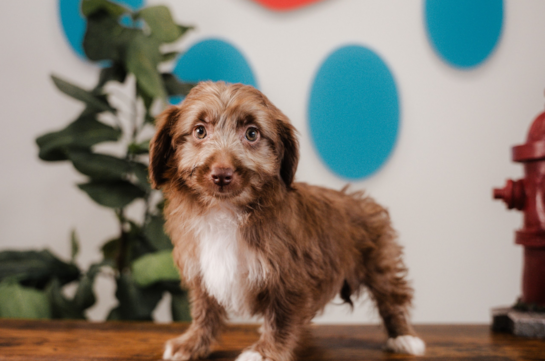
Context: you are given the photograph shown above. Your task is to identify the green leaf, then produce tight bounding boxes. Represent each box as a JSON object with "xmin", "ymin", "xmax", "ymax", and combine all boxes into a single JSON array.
[
  {"xmin": 72, "ymin": 262, "xmax": 102, "ymax": 312},
  {"xmin": 68, "ymin": 150, "xmax": 133, "ymax": 180},
  {"xmin": 101, "ymin": 226, "xmax": 151, "ymax": 267},
  {"xmin": 107, "ymin": 273, "xmax": 163, "ymax": 320},
  {"xmin": 161, "ymin": 51, "xmax": 179, "ymax": 63},
  {"xmin": 137, "ymin": 83, "xmax": 154, "ymax": 110},
  {"xmin": 137, "ymin": 6, "xmax": 185, "ymax": 43},
  {"xmin": 178, "ymin": 25, "xmax": 193, "ymax": 38},
  {"xmin": 162, "ymin": 73, "xmax": 195, "ymax": 97},
  {"xmin": 128, "ymin": 140, "xmax": 150, "ymax": 155},
  {"xmin": 83, "ymin": 10, "xmax": 138, "ymax": 62},
  {"xmin": 51, "ymin": 75, "xmax": 116, "ymax": 114},
  {"xmin": 144, "ymin": 215, "xmax": 172, "ymax": 251},
  {"xmin": 0, "ymin": 250, "xmax": 80, "ymax": 289},
  {"xmin": 126, "ymin": 221, "xmax": 156, "ymax": 263},
  {"xmin": 78, "ymin": 180, "xmax": 146, "ymax": 208},
  {"xmin": 46, "ymin": 262, "xmax": 102, "ymax": 320},
  {"xmin": 80, "ymin": 94, "xmax": 112, "ymax": 117},
  {"xmin": 155, "ymin": 280, "xmax": 184, "ymax": 294},
  {"xmin": 70, "ymin": 230, "xmax": 79, "ymax": 263},
  {"xmin": 81, "ymin": 0, "xmax": 128, "ymax": 18},
  {"xmin": 126, "ymin": 33, "xmax": 165, "ymax": 99},
  {"xmin": 71, "ymin": 278, "xmax": 95, "ymax": 315},
  {"xmin": 46, "ymin": 278, "xmax": 84, "ymax": 319},
  {"xmin": 96, "ymin": 63, "xmax": 127, "ymax": 90},
  {"xmin": 101, "ymin": 223, "xmax": 155, "ymax": 269},
  {"xmin": 132, "ymin": 250, "xmax": 179, "ymax": 287},
  {"xmin": 0, "ymin": 280, "xmax": 51, "ymax": 319},
  {"xmin": 36, "ymin": 115, "xmax": 121, "ymax": 161},
  {"xmin": 157, "ymin": 199, "xmax": 166, "ymax": 212},
  {"xmin": 132, "ymin": 162, "xmax": 151, "ymax": 191},
  {"xmin": 137, "ymin": 84, "xmax": 156, "ymax": 124},
  {"xmin": 171, "ymin": 292, "xmax": 191, "ymax": 321},
  {"xmin": 101, "ymin": 239, "xmax": 119, "ymax": 262}
]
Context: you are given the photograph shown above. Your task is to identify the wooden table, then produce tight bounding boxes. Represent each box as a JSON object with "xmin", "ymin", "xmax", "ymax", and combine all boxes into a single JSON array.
[{"xmin": 1, "ymin": 320, "xmax": 544, "ymax": 360}]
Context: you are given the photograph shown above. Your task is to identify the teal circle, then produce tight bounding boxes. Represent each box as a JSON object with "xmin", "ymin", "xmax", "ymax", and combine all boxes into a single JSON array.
[
  {"xmin": 425, "ymin": 0, "xmax": 503, "ymax": 68},
  {"xmin": 59, "ymin": 0, "xmax": 144, "ymax": 59},
  {"xmin": 308, "ymin": 45, "xmax": 399, "ymax": 180},
  {"xmin": 170, "ymin": 38, "xmax": 257, "ymax": 104}
]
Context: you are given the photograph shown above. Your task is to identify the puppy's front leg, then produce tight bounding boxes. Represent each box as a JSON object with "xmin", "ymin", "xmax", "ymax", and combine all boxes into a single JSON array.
[
  {"xmin": 237, "ymin": 296, "xmax": 307, "ymax": 361},
  {"xmin": 163, "ymin": 283, "xmax": 227, "ymax": 360}
]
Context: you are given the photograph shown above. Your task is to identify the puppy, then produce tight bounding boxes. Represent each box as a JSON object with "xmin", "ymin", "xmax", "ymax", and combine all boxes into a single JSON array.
[{"xmin": 149, "ymin": 81, "xmax": 425, "ymax": 361}]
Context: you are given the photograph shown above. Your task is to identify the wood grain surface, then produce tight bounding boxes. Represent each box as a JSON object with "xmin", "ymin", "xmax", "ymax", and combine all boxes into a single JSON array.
[{"xmin": 0, "ymin": 320, "xmax": 544, "ymax": 360}]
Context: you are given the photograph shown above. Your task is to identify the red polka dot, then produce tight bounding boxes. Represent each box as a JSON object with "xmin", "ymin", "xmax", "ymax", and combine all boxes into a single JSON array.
[{"xmin": 251, "ymin": 0, "xmax": 322, "ymax": 11}]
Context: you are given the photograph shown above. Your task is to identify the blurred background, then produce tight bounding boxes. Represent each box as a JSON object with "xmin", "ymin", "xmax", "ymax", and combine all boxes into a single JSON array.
[{"xmin": 1, "ymin": 0, "xmax": 545, "ymax": 324}]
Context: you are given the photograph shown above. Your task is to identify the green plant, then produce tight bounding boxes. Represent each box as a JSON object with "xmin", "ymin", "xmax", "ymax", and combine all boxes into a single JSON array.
[{"xmin": 0, "ymin": 0, "xmax": 194, "ymax": 321}]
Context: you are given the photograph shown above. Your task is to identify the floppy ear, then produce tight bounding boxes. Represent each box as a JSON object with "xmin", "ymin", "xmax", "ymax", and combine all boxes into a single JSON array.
[
  {"xmin": 278, "ymin": 120, "xmax": 299, "ymax": 189},
  {"xmin": 254, "ymin": 88, "xmax": 299, "ymax": 188},
  {"xmin": 149, "ymin": 106, "xmax": 179, "ymax": 189}
]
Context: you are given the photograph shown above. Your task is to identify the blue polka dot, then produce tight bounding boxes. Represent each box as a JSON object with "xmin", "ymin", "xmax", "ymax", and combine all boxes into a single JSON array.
[
  {"xmin": 308, "ymin": 45, "xmax": 399, "ymax": 180},
  {"xmin": 425, "ymin": 0, "xmax": 503, "ymax": 69},
  {"xmin": 59, "ymin": 0, "xmax": 144, "ymax": 59},
  {"xmin": 170, "ymin": 39, "xmax": 258, "ymax": 104}
]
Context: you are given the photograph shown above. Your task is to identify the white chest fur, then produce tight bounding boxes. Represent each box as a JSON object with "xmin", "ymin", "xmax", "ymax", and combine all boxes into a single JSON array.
[{"xmin": 195, "ymin": 207, "xmax": 266, "ymax": 315}]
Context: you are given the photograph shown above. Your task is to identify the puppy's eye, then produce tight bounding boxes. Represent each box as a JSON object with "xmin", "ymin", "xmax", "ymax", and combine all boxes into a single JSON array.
[
  {"xmin": 245, "ymin": 127, "xmax": 259, "ymax": 142},
  {"xmin": 194, "ymin": 126, "xmax": 207, "ymax": 139}
]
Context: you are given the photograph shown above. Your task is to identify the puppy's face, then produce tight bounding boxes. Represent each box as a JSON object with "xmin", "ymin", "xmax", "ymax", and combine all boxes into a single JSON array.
[{"xmin": 149, "ymin": 82, "xmax": 299, "ymax": 206}]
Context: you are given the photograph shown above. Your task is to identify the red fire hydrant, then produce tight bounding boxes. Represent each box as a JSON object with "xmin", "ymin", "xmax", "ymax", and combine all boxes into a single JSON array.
[{"xmin": 494, "ymin": 110, "xmax": 545, "ymax": 307}]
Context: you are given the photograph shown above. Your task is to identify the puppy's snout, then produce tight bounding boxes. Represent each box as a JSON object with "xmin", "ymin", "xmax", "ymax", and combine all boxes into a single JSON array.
[{"xmin": 211, "ymin": 167, "xmax": 233, "ymax": 187}]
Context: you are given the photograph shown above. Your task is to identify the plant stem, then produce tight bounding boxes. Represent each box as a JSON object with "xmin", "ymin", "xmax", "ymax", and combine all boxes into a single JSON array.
[
  {"xmin": 132, "ymin": 85, "xmax": 139, "ymax": 141},
  {"xmin": 143, "ymin": 195, "xmax": 151, "ymax": 225},
  {"xmin": 115, "ymin": 209, "xmax": 129, "ymax": 272}
]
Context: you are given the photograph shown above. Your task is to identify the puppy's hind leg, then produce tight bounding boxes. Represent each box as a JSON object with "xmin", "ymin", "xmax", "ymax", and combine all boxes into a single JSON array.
[
  {"xmin": 361, "ymin": 233, "xmax": 425, "ymax": 356},
  {"xmin": 163, "ymin": 284, "xmax": 226, "ymax": 360}
]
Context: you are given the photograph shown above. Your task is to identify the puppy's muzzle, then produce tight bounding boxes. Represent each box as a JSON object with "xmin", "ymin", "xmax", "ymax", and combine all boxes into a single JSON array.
[{"xmin": 211, "ymin": 167, "xmax": 233, "ymax": 187}]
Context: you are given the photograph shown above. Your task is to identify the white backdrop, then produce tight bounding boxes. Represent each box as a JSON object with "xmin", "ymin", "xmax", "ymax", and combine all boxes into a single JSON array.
[{"xmin": 2, "ymin": 0, "xmax": 545, "ymax": 324}]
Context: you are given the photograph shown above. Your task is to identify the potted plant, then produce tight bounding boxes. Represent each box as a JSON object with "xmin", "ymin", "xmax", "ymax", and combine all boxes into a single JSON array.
[{"xmin": 0, "ymin": 0, "xmax": 194, "ymax": 321}]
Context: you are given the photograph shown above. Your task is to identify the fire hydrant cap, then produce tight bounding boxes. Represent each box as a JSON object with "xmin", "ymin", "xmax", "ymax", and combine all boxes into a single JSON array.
[{"xmin": 512, "ymin": 111, "xmax": 545, "ymax": 162}]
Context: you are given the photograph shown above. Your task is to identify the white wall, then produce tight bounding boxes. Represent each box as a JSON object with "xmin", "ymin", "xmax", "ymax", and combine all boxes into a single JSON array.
[{"xmin": 2, "ymin": 0, "xmax": 545, "ymax": 324}]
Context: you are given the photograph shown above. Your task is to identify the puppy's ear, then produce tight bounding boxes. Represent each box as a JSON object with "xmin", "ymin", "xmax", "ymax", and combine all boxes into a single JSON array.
[
  {"xmin": 149, "ymin": 106, "xmax": 179, "ymax": 189},
  {"xmin": 278, "ymin": 120, "xmax": 299, "ymax": 189}
]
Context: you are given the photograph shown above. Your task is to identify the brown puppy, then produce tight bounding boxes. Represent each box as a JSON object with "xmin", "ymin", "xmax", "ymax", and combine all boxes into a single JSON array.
[{"xmin": 150, "ymin": 81, "xmax": 424, "ymax": 361}]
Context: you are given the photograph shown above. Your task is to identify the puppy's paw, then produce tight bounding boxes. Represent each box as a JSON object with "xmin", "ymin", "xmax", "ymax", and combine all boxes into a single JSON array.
[
  {"xmin": 163, "ymin": 333, "xmax": 211, "ymax": 360},
  {"xmin": 385, "ymin": 335, "xmax": 425, "ymax": 356},
  {"xmin": 236, "ymin": 350, "xmax": 263, "ymax": 361},
  {"xmin": 163, "ymin": 339, "xmax": 188, "ymax": 361}
]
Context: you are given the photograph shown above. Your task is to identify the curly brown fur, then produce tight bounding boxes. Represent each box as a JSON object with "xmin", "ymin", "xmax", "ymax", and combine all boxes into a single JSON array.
[{"xmin": 150, "ymin": 81, "xmax": 424, "ymax": 361}]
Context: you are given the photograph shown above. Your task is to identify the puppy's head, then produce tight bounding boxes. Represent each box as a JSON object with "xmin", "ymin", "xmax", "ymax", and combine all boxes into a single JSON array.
[{"xmin": 149, "ymin": 81, "xmax": 299, "ymax": 205}]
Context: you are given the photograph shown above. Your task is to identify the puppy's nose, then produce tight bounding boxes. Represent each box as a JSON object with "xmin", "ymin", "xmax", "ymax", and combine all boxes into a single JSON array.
[{"xmin": 211, "ymin": 167, "xmax": 233, "ymax": 186}]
